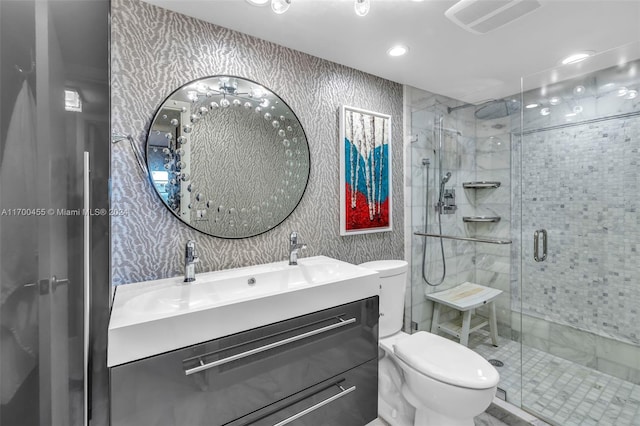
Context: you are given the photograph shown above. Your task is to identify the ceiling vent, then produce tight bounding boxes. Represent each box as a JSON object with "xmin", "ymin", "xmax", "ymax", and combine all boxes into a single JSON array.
[{"xmin": 445, "ymin": 0, "xmax": 541, "ymax": 35}]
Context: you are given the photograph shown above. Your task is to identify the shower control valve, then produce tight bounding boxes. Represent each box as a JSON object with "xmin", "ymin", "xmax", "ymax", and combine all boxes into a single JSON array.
[{"xmin": 436, "ymin": 189, "xmax": 457, "ymax": 214}]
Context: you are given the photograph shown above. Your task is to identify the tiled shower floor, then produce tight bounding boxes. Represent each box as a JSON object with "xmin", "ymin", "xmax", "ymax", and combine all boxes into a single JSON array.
[{"xmin": 465, "ymin": 331, "xmax": 640, "ymax": 426}]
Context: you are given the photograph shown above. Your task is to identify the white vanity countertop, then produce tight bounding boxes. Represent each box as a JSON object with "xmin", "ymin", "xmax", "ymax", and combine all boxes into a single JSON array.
[{"xmin": 108, "ymin": 256, "xmax": 380, "ymax": 367}]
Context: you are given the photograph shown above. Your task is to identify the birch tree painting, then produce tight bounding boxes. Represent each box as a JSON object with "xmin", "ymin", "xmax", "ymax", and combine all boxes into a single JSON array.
[{"xmin": 340, "ymin": 106, "xmax": 392, "ymax": 235}]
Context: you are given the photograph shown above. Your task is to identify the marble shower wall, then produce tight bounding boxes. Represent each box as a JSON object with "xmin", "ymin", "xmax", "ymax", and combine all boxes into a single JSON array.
[
  {"xmin": 111, "ymin": 0, "xmax": 404, "ymax": 285},
  {"xmin": 405, "ymin": 87, "xmax": 513, "ymax": 336},
  {"xmin": 406, "ymin": 87, "xmax": 479, "ymax": 332}
]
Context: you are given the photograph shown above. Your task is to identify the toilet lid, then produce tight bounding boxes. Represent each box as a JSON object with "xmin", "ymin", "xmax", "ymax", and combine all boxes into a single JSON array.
[{"xmin": 394, "ymin": 331, "xmax": 499, "ymax": 390}]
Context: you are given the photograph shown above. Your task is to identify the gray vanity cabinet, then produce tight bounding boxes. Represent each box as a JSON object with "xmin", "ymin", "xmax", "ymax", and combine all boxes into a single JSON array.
[{"xmin": 110, "ymin": 297, "xmax": 378, "ymax": 426}]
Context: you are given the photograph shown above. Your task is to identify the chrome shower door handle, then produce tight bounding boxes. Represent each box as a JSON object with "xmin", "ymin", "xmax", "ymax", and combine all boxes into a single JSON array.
[{"xmin": 533, "ymin": 229, "xmax": 548, "ymax": 262}]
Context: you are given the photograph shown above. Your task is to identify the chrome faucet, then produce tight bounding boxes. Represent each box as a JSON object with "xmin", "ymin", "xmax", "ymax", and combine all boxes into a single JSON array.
[
  {"xmin": 184, "ymin": 240, "xmax": 200, "ymax": 282},
  {"xmin": 289, "ymin": 231, "xmax": 307, "ymax": 265}
]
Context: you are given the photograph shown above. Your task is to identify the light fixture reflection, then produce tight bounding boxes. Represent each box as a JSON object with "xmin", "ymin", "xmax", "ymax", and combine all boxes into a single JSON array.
[
  {"xmin": 355, "ymin": 0, "xmax": 370, "ymax": 16},
  {"xmin": 625, "ymin": 90, "xmax": 638, "ymax": 100},
  {"xmin": 549, "ymin": 97, "xmax": 562, "ymax": 105},
  {"xmin": 64, "ymin": 89, "xmax": 82, "ymax": 112},
  {"xmin": 271, "ymin": 0, "xmax": 291, "ymax": 14},
  {"xmin": 187, "ymin": 91, "xmax": 199, "ymax": 102},
  {"xmin": 525, "ymin": 103, "xmax": 539, "ymax": 109},
  {"xmin": 540, "ymin": 107, "xmax": 550, "ymax": 116}
]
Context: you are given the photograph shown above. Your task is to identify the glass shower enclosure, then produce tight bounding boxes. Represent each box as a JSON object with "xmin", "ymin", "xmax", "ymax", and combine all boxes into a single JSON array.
[
  {"xmin": 517, "ymin": 43, "xmax": 640, "ymax": 425},
  {"xmin": 408, "ymin": 41, "xmax": 640, "ymax": 426}
]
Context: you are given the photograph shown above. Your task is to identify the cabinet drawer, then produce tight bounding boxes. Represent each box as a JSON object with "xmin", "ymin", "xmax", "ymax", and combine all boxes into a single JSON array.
[
  {"xmin": 228, "ymin": 358, "xmax": 378, "ymax": 426},
  {"xmin": 111, "ymin": 297, "xmax": 378, "ymax": 426}
]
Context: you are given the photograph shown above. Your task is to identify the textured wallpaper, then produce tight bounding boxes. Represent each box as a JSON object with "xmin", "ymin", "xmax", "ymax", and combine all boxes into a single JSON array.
[{"xmin": 111, "ymin": 0, "xmax": 404, "ymax": 285}]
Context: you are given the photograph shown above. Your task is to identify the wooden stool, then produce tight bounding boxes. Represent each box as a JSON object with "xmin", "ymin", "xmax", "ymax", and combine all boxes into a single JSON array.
[{"xmin": 425, "ymin": 282, "xmax": 502, "ymax": 347}]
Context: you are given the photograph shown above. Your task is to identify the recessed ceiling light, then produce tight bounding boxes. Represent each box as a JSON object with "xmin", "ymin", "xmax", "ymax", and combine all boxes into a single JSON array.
[
  {"xmin": 573, "ymin": 85, "xmax": 586, "ymax": 95},
  {"xmin": 549, "ymin": 97, "xmax": 562, "ymax": 105},
  {"xmin": 561, "ymin": 51, "xmax": 594, "ymax": 65},
  {"xmin": 525, "ymin": 103, "xmax": 539, "ymax": 109},
  {"xmin": 540, "ymin": 107, "xmax": 550, "ymax": 116},
  {"xmin": 246, "ymin": 0, "xmax": 269, "ymax": 5},
  {"xmin": 387, "ymin": 45, "xmax": 409, "ymax": 57},
  {"xmin": 617, "ymin": 87, "xmax": 629, "ymax": 97},
  {"xmin": 624, "ymin": 90, "xmax": 638, "ymax": 100}
]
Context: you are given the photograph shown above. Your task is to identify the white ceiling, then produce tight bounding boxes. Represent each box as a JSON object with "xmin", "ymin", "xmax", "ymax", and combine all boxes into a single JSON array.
[{"xmin": 143, "ymin": 0, "xmax": 640, "ymax": 104}]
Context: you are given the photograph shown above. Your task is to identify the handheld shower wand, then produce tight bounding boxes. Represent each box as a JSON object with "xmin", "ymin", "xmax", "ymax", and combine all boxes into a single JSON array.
[{"xmin": 439, "ymin": 172, "xmax": 452, "ymax": 201}]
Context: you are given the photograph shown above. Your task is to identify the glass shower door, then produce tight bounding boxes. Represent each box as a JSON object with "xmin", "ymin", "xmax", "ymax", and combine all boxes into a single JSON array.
[
  {"xmin": 519, "ymin": 44, "xmax": 640, "ymax": 425},
  {"xmin": 0, "ymin": 0, "xmax": 108, "ymax": 424}
]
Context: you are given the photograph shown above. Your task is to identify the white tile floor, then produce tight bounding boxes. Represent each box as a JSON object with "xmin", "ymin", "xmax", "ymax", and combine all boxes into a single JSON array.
[{"xmin": 466, "ymin": 331, "xmax": 640, "ymax": 426}]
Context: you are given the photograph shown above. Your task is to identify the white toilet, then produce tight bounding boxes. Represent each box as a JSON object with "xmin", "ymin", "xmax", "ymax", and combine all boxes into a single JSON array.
[{"xmin": 359, "ymin": 260, "xmax": 499, "ymax": 426}]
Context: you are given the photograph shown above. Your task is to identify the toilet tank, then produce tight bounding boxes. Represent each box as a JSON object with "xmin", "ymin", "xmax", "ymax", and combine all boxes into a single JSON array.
[{"xmin": 359, "ymin": 260, "xmax": 408, "ymax": 338}]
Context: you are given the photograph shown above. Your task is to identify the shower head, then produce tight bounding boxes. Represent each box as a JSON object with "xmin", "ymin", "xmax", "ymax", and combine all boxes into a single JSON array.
[
  {"xmin": 441, "ymin": 172, "xmax": 452, "ymax": 184},
  {"xmin": 475, "ymin": 99, "xmax": 521, "ymax": 120}
]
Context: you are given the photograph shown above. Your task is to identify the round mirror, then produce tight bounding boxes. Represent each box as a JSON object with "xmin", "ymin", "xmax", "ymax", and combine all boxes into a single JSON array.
[{"xmin": 146, "ymin": 76, "xmax": 310, "ymax": 238}]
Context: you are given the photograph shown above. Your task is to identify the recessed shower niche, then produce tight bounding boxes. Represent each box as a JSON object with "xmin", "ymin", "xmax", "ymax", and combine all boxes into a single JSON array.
[{"xmin": 146, "ymin": 75, "xmax": 311, "ymax": 238}]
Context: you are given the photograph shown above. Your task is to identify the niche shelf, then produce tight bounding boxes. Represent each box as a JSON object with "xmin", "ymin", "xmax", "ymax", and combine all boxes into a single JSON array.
[
  {"xmin": 463, "ymin": 216, "xmax": 501, "ymax": 223},
  {"xmin": 462, "ymin": 181, "xmax": 501, "ymax": 189}
]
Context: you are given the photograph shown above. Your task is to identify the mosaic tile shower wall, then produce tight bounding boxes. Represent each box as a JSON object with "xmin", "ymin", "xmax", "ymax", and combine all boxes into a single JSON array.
[
  {"xmin": 111, "ymin": 0, "xmax": 404, "ymax": 285},
  {"xmin": 513, "ymin": 60, "xmax": 640, "ymax": 384},
  {"xmin": 519, "ymin": 115, "xmax": 640, "ymax": 345},
  {"xmin": 511, "ymin": 61, "xmax": 640, "ymax": 376}
]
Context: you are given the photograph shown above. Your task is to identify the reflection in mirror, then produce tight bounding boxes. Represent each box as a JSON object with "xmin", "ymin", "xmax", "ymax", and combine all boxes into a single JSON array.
[{"xmin": 147, "ymin": 76, "xmax": 310, "ymax": 238}]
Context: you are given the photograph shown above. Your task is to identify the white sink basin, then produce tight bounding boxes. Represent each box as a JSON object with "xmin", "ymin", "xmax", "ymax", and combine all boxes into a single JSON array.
[{"xmin": 108, "ymin": 256, "xmax": 379, "ymax": 366}]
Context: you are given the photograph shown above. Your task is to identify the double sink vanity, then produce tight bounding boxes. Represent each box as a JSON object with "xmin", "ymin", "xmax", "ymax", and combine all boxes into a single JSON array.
[
  {"xmin": 108, "ymin": 255, "xmax": 381, "ymax": 425},
  {"xmin": 110, "ymin": 75, "xmax": 382, "ymax": 425}
]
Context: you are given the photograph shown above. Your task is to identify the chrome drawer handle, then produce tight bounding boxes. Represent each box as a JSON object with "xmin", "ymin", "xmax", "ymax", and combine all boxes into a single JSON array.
[
  {"xmin": 273, "ymin": 385, "xmax": 356, "ymax": 426},
  {"xmin": 184, "ymin": 317, "xmax": 356, "ymax": 376}
]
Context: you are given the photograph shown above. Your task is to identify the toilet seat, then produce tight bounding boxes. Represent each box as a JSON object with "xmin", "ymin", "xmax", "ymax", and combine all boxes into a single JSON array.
[{"xmin": 393, "ymin": 331, "xmax": 499, "ymax": 390}]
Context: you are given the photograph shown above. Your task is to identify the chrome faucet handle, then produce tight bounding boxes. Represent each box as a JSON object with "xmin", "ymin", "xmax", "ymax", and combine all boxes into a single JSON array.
[
  {"xmin": 185, "ymin": 240, "xmax": 196, "ymax": 259},
  {"xmin": 184, "ymin": 240, "xmax": 199, "ymax": 282},
  {"xmin": 288, "ymin": 231, "xmax": 306, "ymax": 265}
]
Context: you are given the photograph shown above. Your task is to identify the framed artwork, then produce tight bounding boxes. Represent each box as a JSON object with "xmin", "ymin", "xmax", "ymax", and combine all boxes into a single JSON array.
[{"xmin": 339, "ymin": 105, "xmax": 392, "ymax": 235}]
